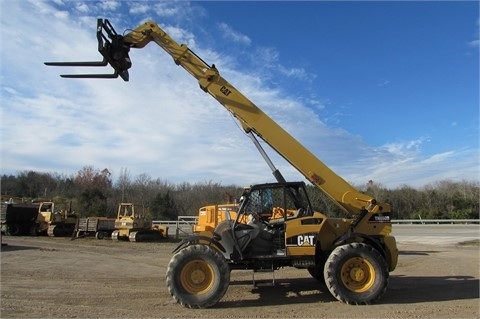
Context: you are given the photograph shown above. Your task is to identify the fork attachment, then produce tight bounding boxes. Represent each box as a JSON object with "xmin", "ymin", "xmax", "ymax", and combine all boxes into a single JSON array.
[{"xmin": 44, "ymin": 19, "xmax": 132, "ymax": 81}]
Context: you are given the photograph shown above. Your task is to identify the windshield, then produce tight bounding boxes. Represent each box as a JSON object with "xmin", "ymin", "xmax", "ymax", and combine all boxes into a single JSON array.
[{"xmin": 238, "ymin": 183, "xmax": 311, "ymax": 221}]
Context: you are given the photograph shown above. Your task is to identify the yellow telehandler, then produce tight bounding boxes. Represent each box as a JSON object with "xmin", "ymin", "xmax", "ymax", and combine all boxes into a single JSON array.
[{"xmin": 46, "ymin": 18, "xmax": 398, "ymax": 308}]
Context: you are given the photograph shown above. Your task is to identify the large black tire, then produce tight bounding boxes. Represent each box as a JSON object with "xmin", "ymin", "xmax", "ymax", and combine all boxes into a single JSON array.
[
  {"xmin": 6, "ymin": 224, "xmax": 20, "ymax": 236},
  {"xmin": 324, "ymin": 243, "xmax": 388, "ymax": 305},
  {"xmin": 95, "ymin": 231, "xmax": 106, "ymax": 240},
  {"xmin": 29, "ymin": 225, "xmax": 38, "ymax": 236},
  {"xmin": 166, "ymin": 244, "xmax": 230, "ymax": 308}
]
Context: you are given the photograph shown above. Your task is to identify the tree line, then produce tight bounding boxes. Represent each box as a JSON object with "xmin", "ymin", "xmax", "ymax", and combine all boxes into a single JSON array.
[{"xmin": 1, "ymin": 167, "xmax": 478, "ymax": 220}]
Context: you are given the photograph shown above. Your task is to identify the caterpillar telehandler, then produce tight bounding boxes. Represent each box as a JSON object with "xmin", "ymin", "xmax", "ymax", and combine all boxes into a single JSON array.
[{"xmin": 46, "ymin": 19, "xmax": 398, "ymax": 308}]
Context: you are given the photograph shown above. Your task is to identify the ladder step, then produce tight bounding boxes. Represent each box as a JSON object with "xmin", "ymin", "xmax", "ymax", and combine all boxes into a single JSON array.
[{"xmin": 252, "ymin": 268, "xmax": 275, "ymax": 287}]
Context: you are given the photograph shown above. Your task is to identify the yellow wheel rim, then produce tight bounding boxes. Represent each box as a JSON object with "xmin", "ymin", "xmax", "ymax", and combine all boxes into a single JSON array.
[
  {"xmin": 340, "ymin": 257, "xmax": 375, "ymax": 293},
  {"xmin": 180, "ymin": 259, "xmax": 214, "ymax": 294}
]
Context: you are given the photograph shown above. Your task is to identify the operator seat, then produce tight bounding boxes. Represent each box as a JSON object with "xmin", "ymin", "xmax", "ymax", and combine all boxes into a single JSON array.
[
  {"xmin": 290, "ymin": 207, "xmax": 306, "ymax": 219},
  {"xmin": 268, "ymin": 207, "xmax": 306, "ymax": 226}
]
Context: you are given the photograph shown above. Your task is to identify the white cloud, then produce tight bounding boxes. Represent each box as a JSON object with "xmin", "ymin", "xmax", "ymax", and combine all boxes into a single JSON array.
[
  {"xmin": 381, "ymin": 138, "xmax": 427, "ymax": 157},
  {"xmin": 278, "ymin": 65, "xmax": 314, "ymax": 81},
  {"xmin": 1, "ymin": 1, "xmax": 478, "ymax": 191},
  {"xmin": 129, "ymin": 3, "xmax": 149, "ymax": 15},
  {"xmin": 163, "ymin": 25, "xmax": 197, "ymax": 48},
  {"xmin": 420, "ymin": 151, "xmax": 455, "ymax": 164},
  {"xmin": 378, "ymin": 79, "xmax": 390, "ymax": 87},
  {"xmin": 218, "ymin": 22, "xmax": 251, "ymax": 46},
  {"xmin": 468, "ymin": 17, "xmax": 479, "ymax": 47},
  {"xmin": 254, "ymin": 47, "xmax": 279, "ymax": 65},
  {"xmin": 99, "ymin": 0, "xmax": 120, "ymax": 11},
  {"xmin": 151, "ymin": 1, "xmax": 205, "ymax": 22},
  {"xmin": 75, "ymin": 2, "xmax": 89, "ymax": 13}
]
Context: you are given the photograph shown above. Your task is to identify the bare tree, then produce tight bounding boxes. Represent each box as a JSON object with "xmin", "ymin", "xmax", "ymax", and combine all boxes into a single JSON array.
[
  {"xmin": 116, "ymin": 167, "xmax": 132, "ymax": 202},
  {"xmin": 133, "ymin": 173, "xmax": 153, "ymax": 209}
]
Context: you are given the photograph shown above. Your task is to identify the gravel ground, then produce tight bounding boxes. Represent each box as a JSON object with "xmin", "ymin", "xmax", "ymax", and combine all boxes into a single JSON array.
[{"xmin": 1, "ymin": 235, "xmax": 478, "ymax": 319}]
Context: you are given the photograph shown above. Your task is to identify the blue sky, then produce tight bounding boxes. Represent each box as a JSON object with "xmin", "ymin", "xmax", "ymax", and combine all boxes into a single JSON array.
[{"xmin": 1, "ymin": 1, "xmax": 478, "ymax": 189}]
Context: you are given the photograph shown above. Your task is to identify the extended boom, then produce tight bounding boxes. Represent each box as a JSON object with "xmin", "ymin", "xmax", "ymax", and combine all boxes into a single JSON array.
[{"xmin": 45, "ymin": 19, "xmax": 385, "ymax": 218}]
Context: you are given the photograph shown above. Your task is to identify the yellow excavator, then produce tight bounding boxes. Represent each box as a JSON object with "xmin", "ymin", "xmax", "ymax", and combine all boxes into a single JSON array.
[{"xmin": 46, "ymin": 19, "xmax": 398, "ymax": 308}]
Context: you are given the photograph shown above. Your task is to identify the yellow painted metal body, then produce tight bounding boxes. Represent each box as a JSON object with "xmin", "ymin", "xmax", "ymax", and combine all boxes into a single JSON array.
[
  {"xmin": 38, "ymin": 201, "xmax": 77, "ymax": 232},
  {"xmin": 283, "ymin": 212, "xmax": 397, "ymax": 271},
  {"xmin": 114, "ymin": 203, "xmax": 168, "ymax": 239},
  {"xmin": 194, "ymin": 204, "xmax": 238, "ymax": 233},
  {"xmin": 114, "ymin": 203, "xmax": 152, "ymax": 237}
]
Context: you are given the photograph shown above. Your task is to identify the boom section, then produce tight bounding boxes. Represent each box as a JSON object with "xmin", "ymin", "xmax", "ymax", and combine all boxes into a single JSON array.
[{"xmin": 123, "ymin": 21, "xmax": 388, "ymax": 216}]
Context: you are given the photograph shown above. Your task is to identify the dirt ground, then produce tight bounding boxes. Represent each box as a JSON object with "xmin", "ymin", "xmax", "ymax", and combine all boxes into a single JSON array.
[{"xmin": 1, "ymin": 235, "xmax": 479, "ymax": 319}]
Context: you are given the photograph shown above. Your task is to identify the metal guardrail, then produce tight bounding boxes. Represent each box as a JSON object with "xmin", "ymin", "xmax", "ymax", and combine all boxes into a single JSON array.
[
  {"xmin": 392, "ymin": 219, "xmax": 479, "ymax": 225},
  {"xmin": 154, "ymin": 217, "xmax": 479, "ymax": 239},
  {"xmin": 153, "ymin": 216, "xmax": 197, "ymax": 239}
]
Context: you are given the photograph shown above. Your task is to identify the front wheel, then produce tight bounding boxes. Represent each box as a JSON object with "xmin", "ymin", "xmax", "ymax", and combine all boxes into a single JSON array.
[
  {"xmin": 166, "ymin": 244, "xmax": 230, "ymax": 308},
  {"xmin": 111, "ymin": 230, "xmax": 119, "ymax": 241},
  {"xmin": 324, "ymin": 243, "xmax": 388, "ymax": 305}
]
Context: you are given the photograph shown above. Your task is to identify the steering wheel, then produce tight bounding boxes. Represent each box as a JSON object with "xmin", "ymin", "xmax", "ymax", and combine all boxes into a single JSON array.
[{"xmin": 252, "ymin": 212, "xmax": 269, "ymax": 226}]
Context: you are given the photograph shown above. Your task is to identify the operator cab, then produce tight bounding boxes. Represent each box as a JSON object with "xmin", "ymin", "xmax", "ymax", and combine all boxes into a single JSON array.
[
  {"xmin": 220, "ymin": 182, "xmax": 313, "ymax": 258},
  {"xmin": 238, "ymin": 182, "xmax": 312, "ymax": 222}
]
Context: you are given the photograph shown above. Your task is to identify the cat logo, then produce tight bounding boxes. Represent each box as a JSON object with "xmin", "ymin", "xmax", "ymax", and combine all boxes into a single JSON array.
[{"xmin": 297, "ymin": 235, "xmax": 315, "ymax": 246}]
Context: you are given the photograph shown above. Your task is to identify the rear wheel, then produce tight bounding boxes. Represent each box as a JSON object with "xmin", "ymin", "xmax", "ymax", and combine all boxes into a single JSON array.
[
  {"xmin": 95, "ymin": 231, "xmax": 106, "ymax": 240},
  {"xmin": 324, "ymin": 243, "xmax": 388, "ymax": 305},
  {"xmin": 166, "ymin": 244, "xmax": 230, "ymax": 308},
  {"xmin": 29, "ymin": 225, "xmax": 38, "ymax": 236},
  {"xmin": 6, "ymin": 224, "xmax": 19, "ymax": 236}
]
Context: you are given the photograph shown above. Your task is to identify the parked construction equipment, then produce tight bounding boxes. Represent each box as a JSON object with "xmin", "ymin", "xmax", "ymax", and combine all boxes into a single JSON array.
[
  {"xmin": 1, "ymin": 200, "xmax": 41, "ymax": 236},
  {"xmin": 1, "ymin": 199, "xmax": 77, "ymax": 237},
  {"xmin": 111, "ymin": 203, "xmax": 168, "ymax": 242},
  {"xmin": 193, "ymin": 204, "xmax": 238, "ymax": 233},
  {"xmin": 37, "ymin": 202, "xmax": 78, "ymax": 237},
  {"xmin": 74, "ymin": 217, "xmax": 116, "ymax": 239}
]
